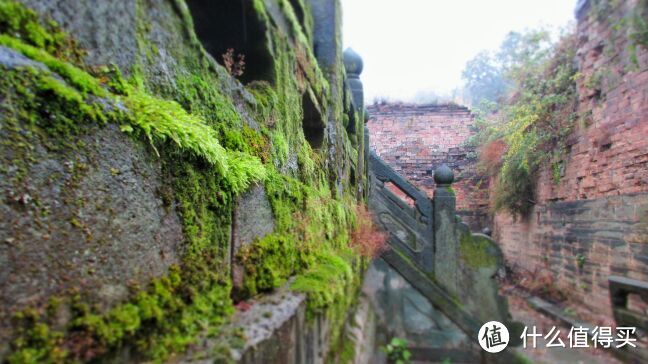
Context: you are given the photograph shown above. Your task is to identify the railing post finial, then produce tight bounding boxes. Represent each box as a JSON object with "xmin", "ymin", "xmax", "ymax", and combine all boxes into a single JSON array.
[{"xmin": 434, "ymin": 164, "xmax": 454, "ymax": 187}]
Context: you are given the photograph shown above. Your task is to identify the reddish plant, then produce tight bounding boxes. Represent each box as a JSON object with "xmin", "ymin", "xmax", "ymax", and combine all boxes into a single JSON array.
[
  {"xmin": 479, "ymin": 139, "xmax": 507, "ymax": 175},
  {"xmin": 222, "ymin": 48, "xmax": 245, "ymax": 77},
  {"xmin": 350, "ymin": 205, "xmax": 389, "ymax": 258},
  {"xmin": 506, "ymin": 267, "xmax": 569, "ymax": 304},
  {"xmin": 235, "ymin": 300, "xmax": 252, "ymax": 312}
]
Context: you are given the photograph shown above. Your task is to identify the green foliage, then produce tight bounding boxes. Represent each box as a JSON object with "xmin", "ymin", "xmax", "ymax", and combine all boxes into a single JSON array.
[
  {"xmin": 468, "ymin": 29, "xmax": 578, "ymax": 216},
  {"xmin": 238, "ymin": 169, "xmax": 359, "ymax": 299},
  {"xmin": 0, "ymin": 34, "xmax": 267, "ymax": 196},
  {"xmin": 7, "ymin": 309, "xmax": 66, "ymax": 364},
  {"xmin": 238, "ymin": 233, "xmax": 301, "ymax": 296},
  {"xmin": 462, "ymin": 30, "xmax": 553, "ymax": 107},
  {"xmin": 73, "ymin": 273, "xmax": 233, "ymax": 361},
  {"xmin": 576, "ymin": 253, "xmax": 587, "ymax": 270},
  {"xmin": 462, "ymin": 51, "xmax": 508, "ymax": 106},
  {"xmin": 628, "ymin": 2, "xmax": 648, "ymax": 48},
  {"xmin": 380, "ymin": 337, "xmax": 412, "ymax": 364},
  {"xmin": 125, "ymin": 87, "xmax": 228, "ymax": 168},
  {"xmin": 0, "ymin": 4, "xmax": 244, "ymax": 359},
  {"xmin": 590, "ymin": 0, "xmax": 648, "ymax": 68}
]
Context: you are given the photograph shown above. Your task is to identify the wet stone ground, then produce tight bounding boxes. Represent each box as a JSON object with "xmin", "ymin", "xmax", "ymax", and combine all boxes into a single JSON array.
[{"xmin": 506, "ymin": 292, "xmax": 622, "ymax": 364}]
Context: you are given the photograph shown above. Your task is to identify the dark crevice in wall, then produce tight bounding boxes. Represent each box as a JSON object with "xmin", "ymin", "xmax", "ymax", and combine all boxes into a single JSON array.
[
  {"xmin": 302, "ymin": 91, "xmax": 325, "ymax": 149},
  {"xmin": 187, "ymin": 0, "xmax": 274, "ymax": 84},
  {"xmin": 288, "ymin": 0, "xmax": 306, "ymax": 28}
]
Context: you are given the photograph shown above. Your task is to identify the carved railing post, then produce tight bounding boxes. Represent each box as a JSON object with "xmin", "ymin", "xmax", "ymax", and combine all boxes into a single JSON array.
[{"xmin": 433, "ymin": 164, "xmax": 458, "ymax": 294}]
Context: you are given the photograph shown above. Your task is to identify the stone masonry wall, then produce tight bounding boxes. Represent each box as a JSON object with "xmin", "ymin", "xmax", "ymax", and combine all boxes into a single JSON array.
[
  {"xmin": 493, "ymin": 0, "xmax": 648, "ymax": 319},
  {"xmin": 366, "ymin": 103, "xmax": 489, "ymax": 231},
  {"xmin": 0, "ymin": 0, "xmax": 367, "ymax": 361}
]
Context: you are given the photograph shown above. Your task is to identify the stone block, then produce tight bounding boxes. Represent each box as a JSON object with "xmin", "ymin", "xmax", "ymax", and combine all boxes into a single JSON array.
[{"xmin": 231, "ymin": 184, "xmax": 275, "ymax": 295}]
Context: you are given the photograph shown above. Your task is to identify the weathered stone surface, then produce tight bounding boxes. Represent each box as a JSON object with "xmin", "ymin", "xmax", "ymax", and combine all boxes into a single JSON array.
[
  {"xmin": 0, "ymin": 122, "xmax": 183, "ymax": 346},
  {"xmin": 368, "ymin": 152, "xmax": 434, "ymax": 270},
  {"xmin": 434, "ymin": 186, "xmax": 458, "ymax": 293},
  {"xmin": 362, "ymin": 259, "xmax": 470, "ymax": 349},
  {"xmin": 0, "ymin": 0, "xmax": 366, "ymax": 361},
  {"xmin": 232, "ymin": 184, "xmax": 275, "ymax": 294},
  {"xmin": 344, "ymin": 294, "xmax": 378, "ymax": 364},
  {"xmin": 496, "ymin": 192, "xmax": 648, "ymax": 318},
  {"xmin": 456, "ymin": 231, "xmax": 511, "ymax": 326},
  {"xmin": 0, "ymin": 45, "xmax": 48, "ymax": 69},
  {"xmin": 181, "ymin": 282, "xmax": 377, "ymax": 364},
  {"xmin": 18, "ymin": 0, "xmax": 138, "ymax": 73},
  {"xmin": 232, "ymin": 184, "xmax": 275, "ymax": 251}
]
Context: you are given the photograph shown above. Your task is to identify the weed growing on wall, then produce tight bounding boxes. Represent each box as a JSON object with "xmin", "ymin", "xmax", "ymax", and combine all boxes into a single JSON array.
[
  {"xmin": 350, "ymin": 205, "xmax": 388, "ymax": 258},
  {"xmin": 464, "ymin": 30, "xmax": 578, "ymax": 216}
]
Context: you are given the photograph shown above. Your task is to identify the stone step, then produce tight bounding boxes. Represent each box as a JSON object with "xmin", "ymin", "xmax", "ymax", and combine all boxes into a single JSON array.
[{"xmin": 380, "ymin": 248, "xmax": 525, "ymax": 364}]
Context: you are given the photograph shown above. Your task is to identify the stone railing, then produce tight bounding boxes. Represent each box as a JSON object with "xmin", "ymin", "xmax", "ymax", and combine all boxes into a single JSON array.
[{"xmin": 367, "ymin": 150, "xmax": 522, "ymax": 358}]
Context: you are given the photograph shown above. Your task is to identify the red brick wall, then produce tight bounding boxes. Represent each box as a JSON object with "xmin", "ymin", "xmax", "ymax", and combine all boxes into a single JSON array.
[
  {"xmin": 366, "ymin": 104, "xmax": 490, "ymax": 231},
  {"xmin": 494, "ymin": 0, "xmax": 648, "ymax": 320}
]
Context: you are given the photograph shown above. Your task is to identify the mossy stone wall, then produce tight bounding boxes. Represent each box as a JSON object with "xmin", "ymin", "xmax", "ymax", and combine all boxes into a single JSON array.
[{"xmin": 0, "ymin": 0, "xmax": 365, "ymax": 362}]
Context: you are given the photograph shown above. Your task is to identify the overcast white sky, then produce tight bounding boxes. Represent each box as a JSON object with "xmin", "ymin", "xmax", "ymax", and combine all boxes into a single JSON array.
[{"xmin": 342, "ymin": 0, "xmax": 577, "ymax": 103}]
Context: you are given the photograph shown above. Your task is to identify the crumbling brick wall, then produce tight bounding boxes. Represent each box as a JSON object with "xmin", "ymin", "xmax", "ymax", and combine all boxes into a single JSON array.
[
  {"xmin": 494, "ymin": 0, "xmax": 648, "ymax": 319},
  {"xmin": 366, "ymin": 103, "xmax": 490, "ymax": 231}
]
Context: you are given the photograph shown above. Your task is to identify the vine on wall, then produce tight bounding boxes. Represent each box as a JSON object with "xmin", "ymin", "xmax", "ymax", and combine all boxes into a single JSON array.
[{"xmin": 464, "ymin": 30, "xmax": 578, "ymax": 216}]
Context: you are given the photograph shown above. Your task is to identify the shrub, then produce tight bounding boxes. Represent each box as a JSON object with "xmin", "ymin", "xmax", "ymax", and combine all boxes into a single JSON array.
[
  {"xmin": 381, "ymin": 337, "xmax": 411, "ymax": 364},
  {"xmin": 350, "ymin": 205, "xmax": 388, "ymax": 258},
  {"xmin": 222, "ymin": 48, "xmax": 245, "ymax": 77},
  {"xmin": 468, "ymin": 29, "xmax": 579, "ymax": 216},
  {"xmin": 479, "ymin": 139, "xmax": 507, "ymax": 175}
]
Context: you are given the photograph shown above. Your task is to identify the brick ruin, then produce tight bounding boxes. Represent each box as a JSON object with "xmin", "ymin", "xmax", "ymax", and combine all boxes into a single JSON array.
[
  {"xmin": 366, "ymin": 103, "xmax": 489, "ymax": 231},
  {"xmin": 494, "ymin": 0, "xmax": 648, "ymax": 320},
  {"xmin": 367, "ymin": 0, "xmax": 648, "ymax": 320}
]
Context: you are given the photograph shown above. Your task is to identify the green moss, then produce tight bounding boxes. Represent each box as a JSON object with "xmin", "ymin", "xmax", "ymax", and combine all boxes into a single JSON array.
[
  {"xmin": 64, "ymin": 265, "xmax": 233, "ymax": 361},
  {"xmin": 1, "ymin": 0, "xmax": 366, "ymax": 361},
  {"xmin": 0, "ymin": 34, "xmax": 105, "ymax": 96},
  {"xmin": 291, "ymin": 251, "xmax": 353, "ymax": 312},
  {"xmin": 459, "ymin": 234, "xmax": 497, "ymax": 269},
  {"xmin": 238, "ymin": 233, "xmax": 300, "ymax": 297},
  {"xmin": 219, "ymin": 124, "xmax": 271, "ymax": 163},
  {"xmin": 8, "ymin": 309, "xmax": 66, "ymax": 364},
  {"xmin": 0, "ymin": 12, "xmax": 243, "ymax": 360},
  {"xmin": 0, "ymin": 0, "xmax": 84, "ymax": 63},
  {"xmin": 338, "ymin": 333, "xmax": 357, "ymax": 364},
  {"xmin": 2, "ymin": 34, "xmax": 267, "ymax": 195}
]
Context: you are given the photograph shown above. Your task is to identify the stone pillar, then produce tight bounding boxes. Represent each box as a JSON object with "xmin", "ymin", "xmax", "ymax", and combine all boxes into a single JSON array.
[
  {"xmin": 343, "ymin": 48, "xmax": 366, "ymax": 201},
  {"xmin": 363, "ymin": 109, "xmax": 370, "ymax": 202},
  {"xmin": 433, "ymin": 164, "xmax": 458, "ymax": 294},
  {"xmin": 343, "ymin": 48, "xmax": 364, "ymax": 115}
]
